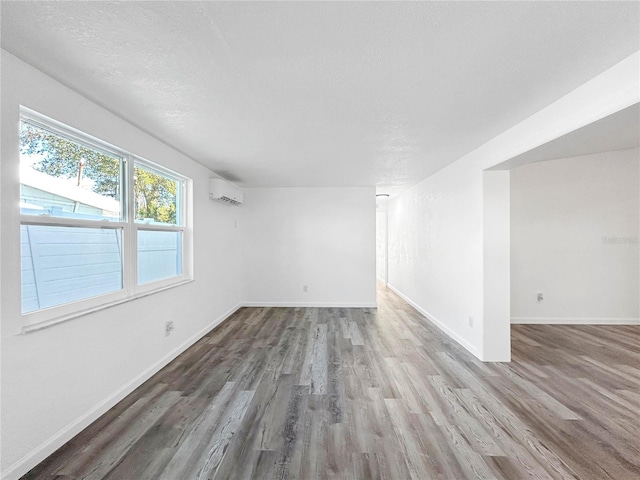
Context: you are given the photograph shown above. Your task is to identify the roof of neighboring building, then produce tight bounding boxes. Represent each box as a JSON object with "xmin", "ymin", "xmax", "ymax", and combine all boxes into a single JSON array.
[{"xmin": 20, "ymin": 163, "xmax": 120, "ymax": 214}]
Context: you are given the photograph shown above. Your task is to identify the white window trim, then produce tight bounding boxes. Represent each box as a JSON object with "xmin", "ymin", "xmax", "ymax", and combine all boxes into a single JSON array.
[{"xmin": 19, "ymin": 108, "xmax": 193, "ymax": 333}]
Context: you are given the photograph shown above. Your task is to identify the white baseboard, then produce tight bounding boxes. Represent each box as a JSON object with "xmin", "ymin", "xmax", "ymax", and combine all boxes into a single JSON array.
[
  {"xmin": 1, "ymin": 303, "xmax": 241, "ymax": 480},
  {"xmin": 511, "ymin": 317, "xmax": 640, "ymax": 325},
  {"xmin": 242, "ymin": 301, "xmax": 377, "ymax": 308},
  {"xmin": 386, "ymin": 284, "xmax": 479, "ymax": 358}
]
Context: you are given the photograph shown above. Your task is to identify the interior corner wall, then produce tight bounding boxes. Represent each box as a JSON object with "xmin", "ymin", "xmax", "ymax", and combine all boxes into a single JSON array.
[
  {"xmin": 387, "ymin": 51, "xmax": 639, "ymax": 361},
  {"xmin": 1, "ymin": 50, "xmax": 243, "ymax": 479},
  {"xmin": 241, "ymin": 187, "xmax": 377, "ymax": 307},
  {"xmin": 510, "ymin": 148, "xmax": 640, "ymax": 324}
]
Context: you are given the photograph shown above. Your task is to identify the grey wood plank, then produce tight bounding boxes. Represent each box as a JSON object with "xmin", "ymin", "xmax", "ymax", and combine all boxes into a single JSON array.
[
  {"xmin": 74, "ymin": 391, "xmax": 181, "ymax": 480},
  {"xmin": 196, "ymin": 389, "xmax": 255, "ymax": 480},
  {"xmin": 310, "ymin": 323, "xmax": 328, "ymax": 394},
  {"xmin": 158, "ymin": 382, "xmax": 238, "ymax": 480}
]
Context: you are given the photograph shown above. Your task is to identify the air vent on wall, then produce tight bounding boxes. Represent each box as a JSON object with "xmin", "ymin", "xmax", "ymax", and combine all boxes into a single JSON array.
[{"xmin": 209, "ymin": 178, "xmax": 244, "ymax": 206}]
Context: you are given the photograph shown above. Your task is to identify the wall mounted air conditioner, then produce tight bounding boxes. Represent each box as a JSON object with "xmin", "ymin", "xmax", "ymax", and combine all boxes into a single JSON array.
[{"xmin": 209, "ymin": 178, "xmax": 244, "ymax": 206}]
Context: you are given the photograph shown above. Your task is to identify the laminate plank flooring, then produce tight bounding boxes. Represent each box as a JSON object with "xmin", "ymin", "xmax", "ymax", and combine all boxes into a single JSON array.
[{"xmin": 23, "ymin": 285, "xmax": 640, "ymax": 479}]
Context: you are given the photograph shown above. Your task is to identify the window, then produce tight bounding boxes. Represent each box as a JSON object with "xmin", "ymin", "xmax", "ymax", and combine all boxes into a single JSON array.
[
  {"xmin": 19, "ymin": 109, "xmax": 190, "ymax": 327},
  {"xmin": 134, "ymin": 162, "xmax": 185, "ymax": 285}
]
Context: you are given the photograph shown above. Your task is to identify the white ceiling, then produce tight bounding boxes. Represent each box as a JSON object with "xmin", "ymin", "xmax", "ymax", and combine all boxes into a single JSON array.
[
  {"xmin": 491, "ymin": 103, "xmax": 640, "ymax": 171},
  {"xmin": 2, "ymin": 1, "xmax": 638, "ymax": 194}
]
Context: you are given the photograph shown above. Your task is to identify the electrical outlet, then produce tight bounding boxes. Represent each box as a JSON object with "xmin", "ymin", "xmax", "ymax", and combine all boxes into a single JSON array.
[
  {"xmin": 303, "ymin": 285, "xmax": 308, "ymax": 293},
  {"xmin": 165, "ymin": 321, "xmax": 175, "ymax": 336},
  {"xmin": 468, "ymin": 316, "xmax": 473, "ymax": 327},
  {"xmin": 537, "ymin": 293, "xmax": 544, "ymax": 303}
]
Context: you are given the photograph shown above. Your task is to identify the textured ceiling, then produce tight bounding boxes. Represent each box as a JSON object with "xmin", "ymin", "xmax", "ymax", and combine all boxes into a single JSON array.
[{"xmin": 2, "ymin": 1, "xmax": 639, "ymax": 193}]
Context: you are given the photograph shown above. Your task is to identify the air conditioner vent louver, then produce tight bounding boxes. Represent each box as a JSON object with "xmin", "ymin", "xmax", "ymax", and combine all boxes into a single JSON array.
[
  {"xmin": 219, "ymin": 196, "xmax": 241, "ymax": 206},
  {"xmin": 209, "ymin": 178, "xmax": 244, "ymax": 206}
]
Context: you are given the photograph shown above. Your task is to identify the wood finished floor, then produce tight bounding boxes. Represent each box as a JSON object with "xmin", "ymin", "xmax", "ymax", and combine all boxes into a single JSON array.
[{"xmin": 24, "ymin": 285, "xmax": 640, "ymax": 479}]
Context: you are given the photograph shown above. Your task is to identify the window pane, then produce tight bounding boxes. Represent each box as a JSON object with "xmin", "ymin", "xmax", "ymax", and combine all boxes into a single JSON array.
[
  {"xmin": 134, "ymin": 164, "xmax": 181, "ymax": 226},
  {"xmin": 137, "ymin": 230, "xmax": 182, "ymax": 285},
  {"xmin": 21, "ymin": 225, "xmax": 123, "ymax": 314},
  {"xmin": 19, "ymin": 120, "xmax": 123, "ymax": 221}
]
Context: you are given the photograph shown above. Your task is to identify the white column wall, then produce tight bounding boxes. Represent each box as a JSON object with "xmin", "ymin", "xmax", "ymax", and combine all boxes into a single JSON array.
[{"xmin": 483, "ymin": 171, "xmax": 511, "ymax": 361}]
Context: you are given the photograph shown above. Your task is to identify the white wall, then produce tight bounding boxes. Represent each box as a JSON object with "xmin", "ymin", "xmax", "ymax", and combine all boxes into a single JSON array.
[
  {"xmin": 375, "ymin": 197, "xmax": 389, "ymax": 285},
  {"xmin": 510, "ymin": 148, "xmax": 640, "ymax": 323},
  {"xmin": 388, "ymin": 162, "xmax": 485, "ymax": 357},
  {"xmin": 387, "ymin": 51, "xmax": 639, "ymax": 361},
  {"xmin": 1, "ymin": 51, "xmax": 243, "ymax": 479},
  {"xmin": 242, "ymin": 188, "xmax": 376, "ymax": 307},
  {"xmin": 376, "ymin": 210, "xmax": 388, "ymax": 284},
  {"xmin": 483, "ymin": 171, "xmax": 512, "ymax": 360}
]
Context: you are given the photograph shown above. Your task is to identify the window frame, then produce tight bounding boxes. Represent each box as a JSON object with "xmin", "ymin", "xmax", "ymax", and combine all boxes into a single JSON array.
[
  {"xmin": 19, "ymin": 108, "xmax": 192, "ymax": 332},
  {"xmin": 132, "ymin": 157, "xmax": 187, "ymax": 290}
]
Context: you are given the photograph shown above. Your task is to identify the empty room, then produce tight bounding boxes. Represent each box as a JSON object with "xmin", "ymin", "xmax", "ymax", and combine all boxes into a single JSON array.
[{"xmin": 1, "ymin": 2, "xmax": 639, "ymax": 479}]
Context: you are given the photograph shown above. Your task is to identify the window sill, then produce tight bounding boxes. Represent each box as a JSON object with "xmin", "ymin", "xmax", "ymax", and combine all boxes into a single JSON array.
[{"xmin": 20, "ymin": 278, "xmax": 194, "ymax": 335}]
